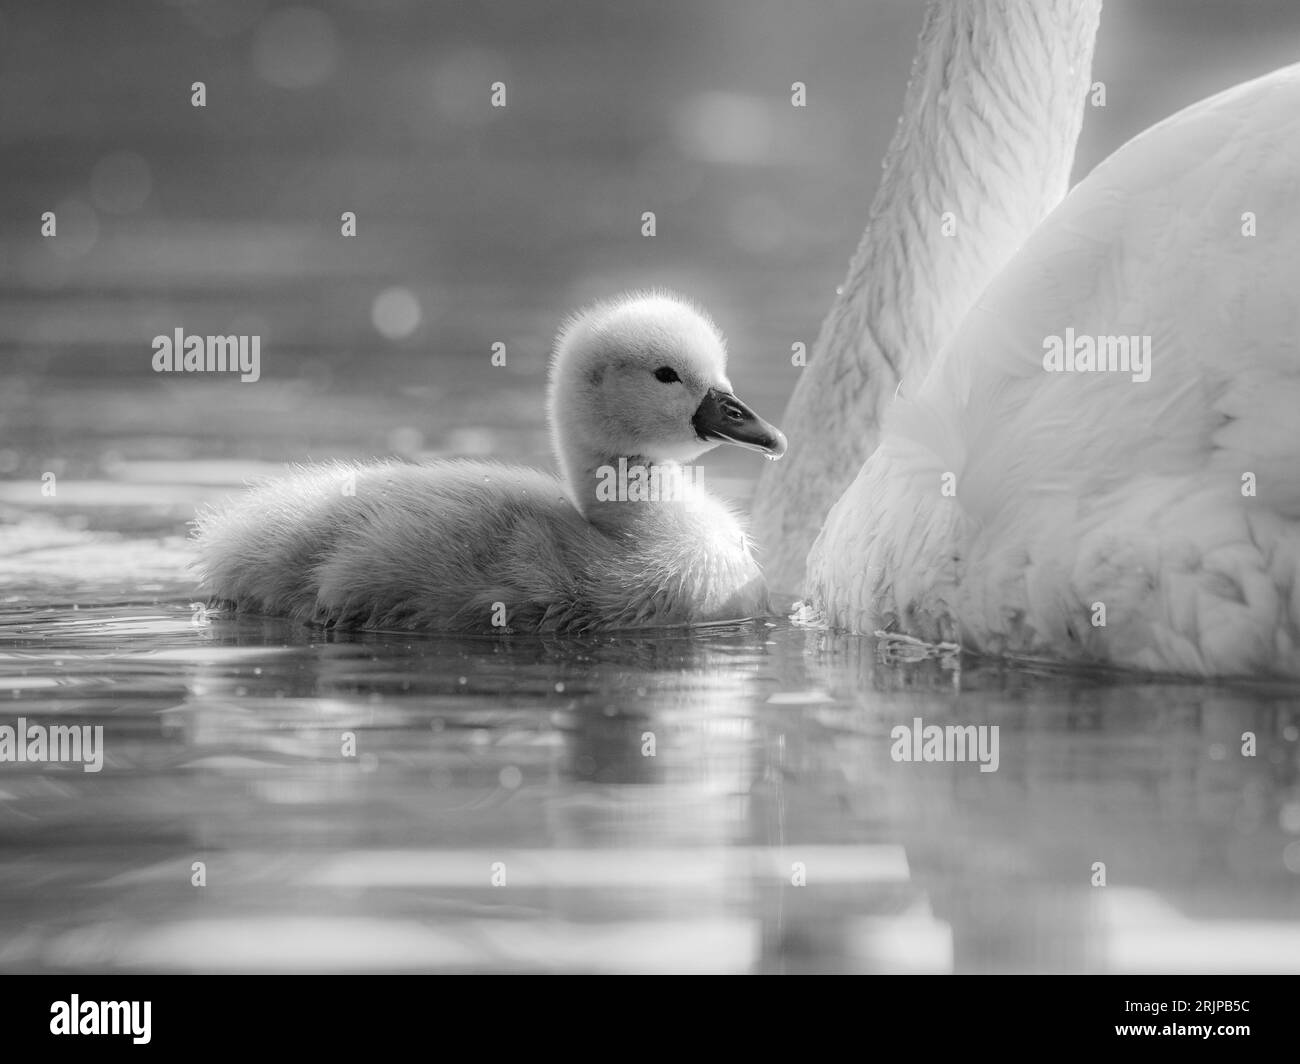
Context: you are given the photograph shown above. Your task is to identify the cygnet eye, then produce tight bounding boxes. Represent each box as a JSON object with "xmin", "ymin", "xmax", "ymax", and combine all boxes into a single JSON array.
[{"xmin": 653, "ymin": 366, "xmax": 681, "ymax": 383}]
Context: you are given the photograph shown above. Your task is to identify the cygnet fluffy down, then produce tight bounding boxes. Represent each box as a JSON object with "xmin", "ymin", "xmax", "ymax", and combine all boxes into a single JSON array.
[{"xmin": 193, "ymin": 292, "xmax": 787, "ymax": 632}]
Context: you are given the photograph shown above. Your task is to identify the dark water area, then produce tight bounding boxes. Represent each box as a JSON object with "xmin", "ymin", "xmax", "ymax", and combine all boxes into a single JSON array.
[{"xmin": 2, "ymin": 0, "xmax": 1299, "ymax": 972}]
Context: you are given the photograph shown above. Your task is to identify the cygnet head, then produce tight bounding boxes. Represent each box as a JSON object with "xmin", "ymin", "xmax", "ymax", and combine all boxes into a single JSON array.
[{"xmin": 547, "ymin": 292, "xmax": 786, "ymax": 511}]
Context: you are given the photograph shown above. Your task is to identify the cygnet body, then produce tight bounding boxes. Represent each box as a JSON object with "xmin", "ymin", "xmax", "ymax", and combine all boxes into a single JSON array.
[{"xmin": 193, "ymin": 293, "xmax": 787, "ymax": 632}]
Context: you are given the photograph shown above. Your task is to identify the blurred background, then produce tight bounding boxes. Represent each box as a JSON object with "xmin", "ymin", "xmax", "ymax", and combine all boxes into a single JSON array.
[
  {"xmin": 1, "ymin": 1, "xmax": 1299, "ymax": 975},
  {"xmin": 3, "ymin": 0, "xmax": 1300, "ymax": 534}
]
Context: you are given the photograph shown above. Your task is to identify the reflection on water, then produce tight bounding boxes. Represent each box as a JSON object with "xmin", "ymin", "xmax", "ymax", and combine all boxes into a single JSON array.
[
  {"xmin": 5, "ymin": 0, "xmax": 1300, "ymax": 974},
  {"xmin": 1, "ymin": 553, "xmax": 1297, "ymax": 974}
]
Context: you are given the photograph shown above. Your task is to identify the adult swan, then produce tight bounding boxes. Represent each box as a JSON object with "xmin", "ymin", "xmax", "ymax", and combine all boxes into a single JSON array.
[{"xmin": 752, "ymin": 0, "xmax": 1300, "ymax": 677}]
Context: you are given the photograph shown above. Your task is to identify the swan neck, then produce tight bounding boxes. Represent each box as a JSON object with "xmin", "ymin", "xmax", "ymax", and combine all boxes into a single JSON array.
[
  {"xmin": 855, "ymin": 0, "xmax": 1103, "ymax": 387},
  {"xmin": 751, "ymin": 0, "xmax": 1101, "ymax": 594}
]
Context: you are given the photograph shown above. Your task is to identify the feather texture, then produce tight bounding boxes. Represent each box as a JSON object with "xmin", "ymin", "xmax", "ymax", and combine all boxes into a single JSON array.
[
  {"xmin": 807, "ymin": 65, "xmax": 1300, "ymax": 676},
  {"xmin": 193, "ymin": 293, "xmax": 784, "ymax": 633}
]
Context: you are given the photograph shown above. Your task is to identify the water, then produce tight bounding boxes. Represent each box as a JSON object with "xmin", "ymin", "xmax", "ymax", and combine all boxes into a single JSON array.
[
  {"xmin": 1, "ymin": 553, "xmax": 1298, "ymax": 973},
  {"xmin": 4, "ymin": 0, "xmax": 1300, "ymax": 974}
]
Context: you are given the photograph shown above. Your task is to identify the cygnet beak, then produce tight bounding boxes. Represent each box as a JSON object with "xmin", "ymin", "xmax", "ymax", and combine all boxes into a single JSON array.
[{"xmin": 691, "ymin": 388, "xmax": 788, "ymax": 459}]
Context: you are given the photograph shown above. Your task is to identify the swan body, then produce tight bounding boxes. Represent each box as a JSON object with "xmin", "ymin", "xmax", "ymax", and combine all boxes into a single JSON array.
[
  {"xmin": 194, "ymin": 293, "xmax": 787, "ymax": 633},
  {"xmin": 806, "ymin": 63, "xmax": 1300, "ymax": 676}
]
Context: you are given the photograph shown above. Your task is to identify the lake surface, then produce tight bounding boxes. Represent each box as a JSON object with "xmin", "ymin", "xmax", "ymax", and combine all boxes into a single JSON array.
[
  {"xmin": 3, "ymin": 0, "xmax": 1299, "ymax": 973},
  {"xmin": 2, "ymin": 536, "xmax": 1298, "ymax": 973}
]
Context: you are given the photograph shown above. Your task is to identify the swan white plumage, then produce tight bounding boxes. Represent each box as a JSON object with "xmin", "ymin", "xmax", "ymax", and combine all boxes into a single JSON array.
[
  {"xmin": 193, "ymin": 292, "xmax": 787, "ymax": 632},
  {"xmin": 754, "ymin": 0, "xmax": 1104, "ymax": 593},
  {"xmin": 755, "ymin": 0, "xmax": 1300, "ymax": 676}
]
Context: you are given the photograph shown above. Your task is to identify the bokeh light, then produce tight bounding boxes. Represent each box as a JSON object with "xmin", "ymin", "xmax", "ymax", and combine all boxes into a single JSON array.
[{"xmin": 371, "ymin": 286, "xmax": 422, "ymax": 340}]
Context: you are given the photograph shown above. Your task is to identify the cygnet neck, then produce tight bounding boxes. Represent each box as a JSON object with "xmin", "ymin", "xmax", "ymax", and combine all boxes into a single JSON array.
[{"xmin": 566, "ymin": 451, "xmax": 701, "ymax": 533}]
